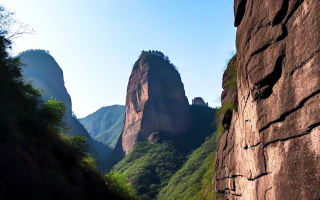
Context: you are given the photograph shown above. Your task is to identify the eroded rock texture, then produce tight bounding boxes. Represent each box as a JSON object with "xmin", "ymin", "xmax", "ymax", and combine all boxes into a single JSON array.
[
  {"xmin": 116, "ymin": 53, "xmax": 189, "ymax": 155},
  {"xmin": 215, "ymin": 0, "xmax": 320, "ymax": 199}
]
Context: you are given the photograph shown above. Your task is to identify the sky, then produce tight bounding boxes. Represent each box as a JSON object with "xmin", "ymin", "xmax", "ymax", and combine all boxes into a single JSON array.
[{"xmin": 3, "ymin": 0, "xmax": 236, "ymax": 118}]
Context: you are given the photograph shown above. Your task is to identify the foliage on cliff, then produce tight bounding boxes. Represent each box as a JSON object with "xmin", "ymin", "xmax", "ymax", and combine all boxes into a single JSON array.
[
  {"xmin": 216, "ymin": 102, "xmax": 238, "ymax": 137},
  {"xmin": 158, "ymin": 135, "xmax": 218, "ymax": 200},
  {"xmin": 225, "ymin": 58, "xmax": 237, "ymax": 90},
  {"xmin": 216, "ymin": 55, "xmax": 238, "ymax": 137},
  {"xmin": 79, "ymin": 105, "xmax": 125, "ymax": 148},
  {"xmin": 112, "ymin": 141, "xmax": 185, "ymax": 199},
  {"xmin": 134, "ymin": 50, "xmax": 179, "ymax": 72},
  {"xmin": 19, "ymin": 48, "xmax": 113, "ymax": 167},
  {"xmin": 0, "ymin": 6, "xmax": 138, "ymax": 199},
  {"xmin": 111, "ymin": 105, "xmax": 217, "ymax": 199}
]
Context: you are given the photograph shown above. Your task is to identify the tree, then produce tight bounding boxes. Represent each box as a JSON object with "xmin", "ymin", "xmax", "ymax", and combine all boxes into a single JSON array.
[
  {"xmin": 0, "ymin": 5, "xmax": 35, "ymax": 39},
  {"xmin": 71, "ymin": 134, "xmax": 90, "ymax": 153},
  {"xmin": 39, "ymin": 97, "xmax": 67, "ymax": 132}
]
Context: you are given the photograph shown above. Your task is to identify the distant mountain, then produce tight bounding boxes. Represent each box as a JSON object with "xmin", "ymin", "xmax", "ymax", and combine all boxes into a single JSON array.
[
  {"xmin": 79, "ymin": 105, "xmax": 125, "ymax": 148},
  {"xmin": 19, "ymin": 49, "xmax": 111, "ymax": 162}
]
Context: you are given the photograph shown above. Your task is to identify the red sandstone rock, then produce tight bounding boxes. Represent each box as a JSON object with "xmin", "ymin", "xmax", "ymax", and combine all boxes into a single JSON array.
[
  {"xmin": 116, "ymin": 53, "xmax": 189, "ymax": 155},
  {"xmin": 215, "ymin": 0, "xmax": 320, "ymax": 199}
]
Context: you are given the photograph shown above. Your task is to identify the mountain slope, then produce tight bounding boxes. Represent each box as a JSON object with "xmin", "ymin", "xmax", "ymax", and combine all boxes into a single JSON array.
[
  {"xmin": 158, "ymin": 135, "xmax": 218, "ymax": 200},
  {"xmin": 0, "ymin": 35, "xmax": 128, "ymax": 200},
  {"xmin": 111, "ymin": 104, "xmax": 217, "ymax": 199},
  {"xmin": 19, "ymin": 49, "xmax": 111, "ymax": 162},
  {"xmin": 79, "ymin": 105, "xmax": 125, "ymax": 148}
]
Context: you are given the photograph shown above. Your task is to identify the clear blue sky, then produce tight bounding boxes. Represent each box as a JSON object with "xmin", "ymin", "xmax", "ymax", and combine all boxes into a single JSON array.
[{"xmin": 3, "ymin": 0, "xmax": 236, "ymax": 118}]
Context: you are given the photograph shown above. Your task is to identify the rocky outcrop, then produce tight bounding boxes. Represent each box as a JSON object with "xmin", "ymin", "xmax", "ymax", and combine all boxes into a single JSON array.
[
  {"xmin": 20, "ymin": 50, "xmax": 111, "ymax": 161},
  {"xmin": 192, "ymin": 97, "xmax": 209, "ymax": 107},
  {"xmin": 215, "ymin": 1, "xmax": 320, "ymax": 199},
  {"xmin": 221, "ymin": 55, "xmax": 237, "ymax": 106},
  {"xmin": 116, "ymin": 52, "xmax": 189, "ymax": 155}
]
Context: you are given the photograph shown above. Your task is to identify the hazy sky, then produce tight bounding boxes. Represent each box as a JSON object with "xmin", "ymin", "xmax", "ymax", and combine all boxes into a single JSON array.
[{"xmin": 3, "ymin": 0, "xmax": 236, "ymax": 118}]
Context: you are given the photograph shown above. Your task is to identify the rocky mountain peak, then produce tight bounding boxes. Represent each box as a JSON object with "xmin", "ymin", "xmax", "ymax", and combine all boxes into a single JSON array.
[{"xmin": 115, "ymin": 51, "xmax": 190, "ymax": 155}]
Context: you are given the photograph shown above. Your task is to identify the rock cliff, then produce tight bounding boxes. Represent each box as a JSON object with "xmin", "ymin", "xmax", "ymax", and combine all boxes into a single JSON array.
[
  {"xmin": 215, "ymin": 0, "xmax": 320, "ymax": 199},
  {"xmin": 0, "ymin": 44, "xmax": 118, "ymax": 199},
  {"xmin": 116, "ymin": 52, "xmax": 189, "ymax": 155},
  {"xmin": 20, "ymin": 50, "xmax": 111, "ymax": 161}
]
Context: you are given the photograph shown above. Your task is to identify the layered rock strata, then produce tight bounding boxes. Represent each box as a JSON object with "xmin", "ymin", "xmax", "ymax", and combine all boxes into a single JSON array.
[
  {"xmin": 116, "ymin": 53, "xmax": 189, "ymax": 155},
  {"xmin": 215, "ymin": 0, "xmax": 320, "ymax": 199}
]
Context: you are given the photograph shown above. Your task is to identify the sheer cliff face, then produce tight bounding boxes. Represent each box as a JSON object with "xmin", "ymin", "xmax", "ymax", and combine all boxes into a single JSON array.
[
  {"xmin": 20, "ymin": 50, "xmax": 106, "ymax": 159},
  {"xmin": 20, "ymin": 50, "xmax": 72, "ymax": 120},
  {"xmin": 118, "ymin": 53, "xmax": 189, "ymax": 155},
  {"xmin": 215, "ymin": 0, "xmax": 320, "ymax": 199}
]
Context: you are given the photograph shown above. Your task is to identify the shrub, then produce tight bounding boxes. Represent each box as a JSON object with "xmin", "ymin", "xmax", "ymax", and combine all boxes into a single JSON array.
[
  {"xmin": 39, "ymin": 97, "xmax": 67, "ymax": 132},
  {"xmin": 226, "ymin": 60, "xmax": 237, "ymax": 90},
  {"xmin": 105, "ymin": 172, "xmax": 141, "ymax": 200}
]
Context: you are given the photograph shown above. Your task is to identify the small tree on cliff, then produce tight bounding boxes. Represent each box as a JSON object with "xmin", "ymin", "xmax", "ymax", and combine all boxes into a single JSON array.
[{"xmin": 71, "ymin": 134, "xmax": 90, "ymax": 153}]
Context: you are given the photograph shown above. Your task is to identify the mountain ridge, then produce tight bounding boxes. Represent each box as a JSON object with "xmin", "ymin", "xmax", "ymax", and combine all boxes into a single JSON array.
[{"xmin": 79, "ymin": 105, "xmax": 125, "ymax": 148}]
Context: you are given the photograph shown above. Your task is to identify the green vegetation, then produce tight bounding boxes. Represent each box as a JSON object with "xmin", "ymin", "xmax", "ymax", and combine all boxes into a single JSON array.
[
  {"xmin": 226, "ymin": 57, "xmax": 237, "ymax": 90},
  {"xmin": 0, "ymin": 7, "xmax": 138, "ymax": 198},
  {"xmin": 134, "ymin": 50, "xmax": 179, "ymax": 72},
  {"xmin": 216, "ymin": 99, "xmax": 237, "ymax": 138},
  {"xmin": 71, "ymin": 134, "xmax": 90, "ymax": 153},
  {"xmin": 20, "ymin": 46, "xmax": 114, "ymax": 166},
  {"xmin": 40, "ymin": 97, "xmax": 67, "ymax": 132},
  {"xmin": 112, "ymin": 141, "xmax": 185, "ymax": 199},
  {"xmin": 79, "ymin": 105, "xmax": 125, "ymax": 148},
  {"xmin": 158, "ymin": 135, "xmax": 218, "ymax": 200},
  {"xmin": 105, "ymin": 173, "xmax": 141, "ymax": 200},
  {"xmin": 111, "ymin": 106, "xmax": 217, "ymax": 199},
  {"xmin": 216, "ymin": 55, "xmax": 238, "ymax": 137}
]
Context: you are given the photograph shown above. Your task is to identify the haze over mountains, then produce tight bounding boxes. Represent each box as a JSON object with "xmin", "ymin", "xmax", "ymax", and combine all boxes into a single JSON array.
[{"xmin": 79, "ymin": 105, "xmax": 125, "ymax": 148}]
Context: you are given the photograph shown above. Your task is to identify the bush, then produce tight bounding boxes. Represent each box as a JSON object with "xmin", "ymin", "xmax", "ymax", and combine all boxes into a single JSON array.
[
  {"xmin": 226, "ymin": 60, "xmax": 237, "ymax": 90},
  {"xmin": 105, "ymin": 173, "xmax": 141, "ymax": 200}
]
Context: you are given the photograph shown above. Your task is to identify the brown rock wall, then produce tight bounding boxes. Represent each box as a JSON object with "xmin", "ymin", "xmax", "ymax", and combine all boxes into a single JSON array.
[
  {"xmin": 116, "ymin": 53, "xmax": 189, "ymax": 155},
  {"xmin": 215, "ymin": 0, "xmax": 320, "ymax": 199}
]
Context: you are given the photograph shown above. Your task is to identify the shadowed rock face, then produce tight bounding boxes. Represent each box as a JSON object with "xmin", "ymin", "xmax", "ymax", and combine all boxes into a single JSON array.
[
  {"xmin": 116, "ymin": 53, "xmax": 189, "ymax": 155},
  {"xmin": 215, "ymin": 0, "xmax": 320, "ymax": 199},
  {"xmin": 20, "ymin": 50, "xmax": 111, "ymax": 161}
]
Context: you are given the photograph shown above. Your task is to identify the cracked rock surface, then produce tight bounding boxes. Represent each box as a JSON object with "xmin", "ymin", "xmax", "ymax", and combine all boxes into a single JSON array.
[{"xmin": 215, "ymin": 0, "xmax": 320, "ymax": 199}]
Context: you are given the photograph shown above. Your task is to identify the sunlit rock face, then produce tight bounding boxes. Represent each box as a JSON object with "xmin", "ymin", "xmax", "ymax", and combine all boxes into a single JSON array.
[
  {"xmin": 116, "ymin": 53, "xmax": 189, "ymax": 155},
  {"xmin": 215, "ymin": 0, "xmax": 320, "ymax": 199}
]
